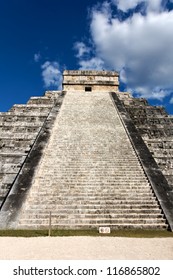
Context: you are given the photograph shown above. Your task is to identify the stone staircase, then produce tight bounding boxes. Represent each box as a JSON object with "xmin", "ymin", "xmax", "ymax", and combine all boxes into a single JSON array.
[{"xmin": 15, "ymin": 91, "xmax": 168, "ymax": 229}]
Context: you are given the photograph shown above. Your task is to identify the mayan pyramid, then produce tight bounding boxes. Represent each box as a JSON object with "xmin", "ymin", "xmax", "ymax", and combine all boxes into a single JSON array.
[{"xmin": 0, "ymin": 70, "xmax": 173, "ymax": 230}]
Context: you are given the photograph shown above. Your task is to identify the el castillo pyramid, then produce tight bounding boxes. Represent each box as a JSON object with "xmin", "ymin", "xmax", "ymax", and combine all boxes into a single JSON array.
[{"xmin": 0, "ymin": 70, "xmax": 173, "ymax": 231}]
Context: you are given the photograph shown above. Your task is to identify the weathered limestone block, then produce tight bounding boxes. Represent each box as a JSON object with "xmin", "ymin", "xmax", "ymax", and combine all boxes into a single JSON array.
[
  {"xmin": 27, "ymin": 97, "xmax": 54, "ymax": 105},
  {"xmin": 0, "ymin": 115, "xmax": 47, "ymax": 124},
  {"xmin": 0, "ymin": 125, "xmax": 40, "ymax": 134},
  {"xmin": 0, "ymin": 139, "xmax": 32, "ymax": 154},
  {"xmin": 0, "ymin": 163, "xmax": 21, "ymax": 174},
  {"xmin": 9, "ymin": 105, "xmax": 51, "ymax": 114}
]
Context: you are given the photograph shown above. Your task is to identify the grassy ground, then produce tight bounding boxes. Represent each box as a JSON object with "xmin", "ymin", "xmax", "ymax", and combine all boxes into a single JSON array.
[{"xmin": 0, "ymin": 229, "xmax": 173, "ymax": 238}]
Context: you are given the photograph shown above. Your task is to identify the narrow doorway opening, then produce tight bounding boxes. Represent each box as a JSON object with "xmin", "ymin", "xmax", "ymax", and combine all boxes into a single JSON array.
[{"xmin": 85, "ymin": 86, "xmax": 92, "ymax": 92}]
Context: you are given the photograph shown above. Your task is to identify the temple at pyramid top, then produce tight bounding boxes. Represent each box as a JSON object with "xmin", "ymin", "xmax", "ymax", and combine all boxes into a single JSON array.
[{"xmin": 63, "ymin": 70, "xmax": 119, "ymax": 92}]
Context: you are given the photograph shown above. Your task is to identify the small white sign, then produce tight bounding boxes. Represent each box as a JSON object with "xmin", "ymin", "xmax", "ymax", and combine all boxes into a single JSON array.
[{"xmin": 99, "ymin": 227, "xmax": 111, "ymax": 234}]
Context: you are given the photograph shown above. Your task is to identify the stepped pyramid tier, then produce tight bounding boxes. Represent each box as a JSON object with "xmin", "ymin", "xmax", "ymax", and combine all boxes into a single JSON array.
[
  {"xmin": 117, "ymin": 92, "xmax": 173, "ymax": 190},
  {"xmin": 0, "ymin": 91, "xmax": 64, "ymax": 210},
  {"xmin": 0, "ymin": 70, "xmax": 173, "ymax": 230}
]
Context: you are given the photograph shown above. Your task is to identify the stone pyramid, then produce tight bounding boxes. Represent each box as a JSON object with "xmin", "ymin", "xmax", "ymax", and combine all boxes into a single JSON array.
[{"xmin": 0, "ymin": 70, "xmax": 173, "ymax": 230}]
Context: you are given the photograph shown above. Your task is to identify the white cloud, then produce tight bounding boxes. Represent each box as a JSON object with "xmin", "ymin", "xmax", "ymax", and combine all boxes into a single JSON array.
[
  {"xmin": 112, "ymin": 0, "xmax": 141, "ymax": 12},
  {"xmin": 74, "ymin": 42, "xmax": 90, "ymax": 58},
  {"xmin": 170, "ymin": 96, "xmax": 173, "ymax": 104},
  {"xmin": 41, "ymin": 61, "xmax": 62, "ymax": 89},
  {"xmin": 112, "ymin": 0, "xmax": 163, "ymax": 13},
  {"xmin": 132, "ymin": 87, "xmax": 171, "ymax": 100},
  {"xmin": 87, "ymin": 2, "xmax": 173, "ymax": 100},
  {"xmin": 34, "ymin": 53, "xmax": 41, "ymax": 62},
  {"xmin": 74, "ymin": 42, "xmax": 101, "ymax": 69},
  {"xmin": 78, "ymin": 57, "xmax": 105, "ymax": 70}
]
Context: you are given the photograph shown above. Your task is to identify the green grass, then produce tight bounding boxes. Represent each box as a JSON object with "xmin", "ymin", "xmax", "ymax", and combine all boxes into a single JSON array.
[{"xmin": 0, "ymin": 229, "xmax": 173, "ymax": 238}]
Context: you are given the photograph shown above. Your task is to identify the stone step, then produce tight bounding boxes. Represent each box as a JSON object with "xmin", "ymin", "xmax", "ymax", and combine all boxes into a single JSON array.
[
  {"xmin": 44, "ymin": 171, "xmax": 146, "ymax": 174},
  {"xmin": 9, "ymin": 104, "xmax": 52, "ymax": 112},
  {"xmin": 26, "ymin": 195, "xmax": 157, "ymax": 202},
  {"xmin": 25, "ymin": 204, "xmax": 161, "ymax": 211},
  {"xmin": 0, "ymin": 112, "xmax": 49, "ymax": 117},
  {"xmin": 42, "ymin": 180, "xmax": 149, "ymax": 183},
  {"xmin": 0, "ymin": 122, "xmax": 43, "ymax": 127},
  {"xmin": 0, "ymin": 154, "xmax": 26, "ymax": 164},
  {"xmin": 0, "ymin": 139, "xmax": 32, "ymax": 150},
  {"xmin": 0, "ymin": 147, "xmax": 31, "ymax": 154},
  {"xmin": 0, "ymin": 133, "xmax": 38, "ymax": 140},
  {"xmin": 26, "ymin": 200, "xmax": 157, "ymax": 207},
  {"xmin": 32, "ymin": 180, "xmax": 149, "ymax": 185},
  {"xmin": 27, "ymin": 97, "xmax": 54, "ymax": 105},
  {"xmin": 37, "ymin": 183, "xmax": 150, "ymax": 187},
  {"xmin": 28, "ymin": 194, "xmax": 154, "ymax": 200},
  {"xmin": 0, "ymin": 173, "xmax": 17, "ymax": 183},
  {"xmin": 64, "ymin": 156, "xmax": 148, "ymax": 162},
  {"xmin": 44, "ymin": 174, "xmax": 148, "ymax": 178},
  {"xmin": 20, "ymin": 213, "xmax": 164, "ymax": 220},
  {"xmin": 0, "ymin": 187, "xmax": 10, "ymax": 194},
  {"xmin": 17, "ymin": 223, "xmax": 168, "ymax": 230},
  {"xmin": 0, "ymin": 127, "xmax": 40, "ymax": 135},
  {"xmin": 0, "ymin": 115, "xmax": 46, "ymax": 123},
  {"xmin": 27, "ymin": 193, "xmax": 155, "ymax": 200},
  {"xmin": 25, "ymin": 201, "xmax": 159, "ymax": 209},
  {"xmin": 19, "ymin": 217, "xmax": 166, "ymax": 225},
  {"xmin": 20, "ymin": 208, "xmax": 162, "ymax": 214},
  {"xmin": 45, "ymin": 167, "xmax": 146, "ymax": 171},
  {"xmin": 45, "ymin": 171, "xmax": 147, "ymax": 175},
  {"xmin": 30, "ymin": 190, "xmax": 153, "ymax": 196},
  {"xmin": 1, "ymin": 135, "xmax": 38, "ymax": 141},
  {"xmin": 46, "ymin": 175, "xmax": 148, "ymax": 179},
  {"xmin": 0, "ymin": 164, "xmax": 22, "ymax": 173},
  {"xmin": 32, "ymin": 185, "xmax": 151, "ymax": 189},
  {"xmin": 11, "ymin": 104, "xmax": 52, "ymax": 108}
]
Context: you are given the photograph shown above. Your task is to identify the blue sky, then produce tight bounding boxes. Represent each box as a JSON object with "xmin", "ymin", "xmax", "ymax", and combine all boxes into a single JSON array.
[{"xmin": 0, "ymin": 0, "xmax": 173, "ymax": 114}]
